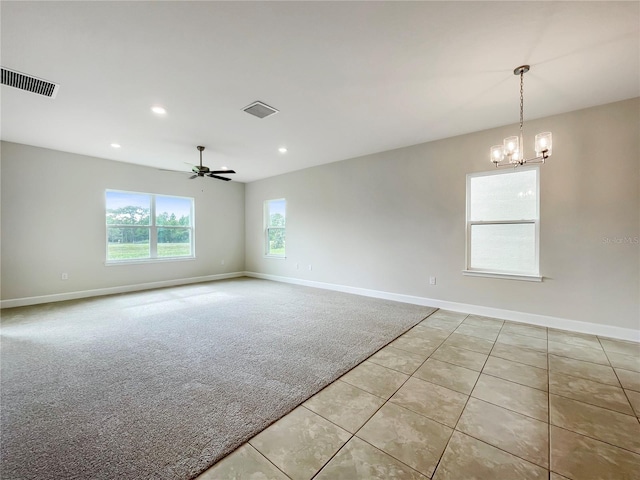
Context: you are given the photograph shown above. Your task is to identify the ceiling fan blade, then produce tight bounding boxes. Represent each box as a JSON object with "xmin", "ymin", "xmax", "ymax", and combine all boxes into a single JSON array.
[
  {"xmin": 208, "ymin": 174, "xmax": 232, "ymax": 181},
  {"xmin": 210, "ymin": 170, "xmax": 236, "ymax": 174}
]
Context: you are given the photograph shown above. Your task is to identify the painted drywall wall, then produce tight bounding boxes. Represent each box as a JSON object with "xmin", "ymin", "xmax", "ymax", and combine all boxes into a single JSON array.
[
  {"xmin": 245, "ymin": 98, "xmax": 640, "ymax": 331},
  {"xmin": 1, "ymin": 142, "xmax": 245, "ymax": 301}
]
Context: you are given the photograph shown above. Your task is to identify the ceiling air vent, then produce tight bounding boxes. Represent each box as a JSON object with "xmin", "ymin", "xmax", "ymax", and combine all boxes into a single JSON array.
[
  {"xmin": 243, "ymin": 101, "xmax": 279, "ymax": 119},
  {"xmin": 1, "ymin": 67, "xmax": 60, "ymax": 98}
]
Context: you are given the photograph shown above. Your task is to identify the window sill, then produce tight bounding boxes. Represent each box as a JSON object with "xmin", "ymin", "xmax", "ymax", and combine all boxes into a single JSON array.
[
  {"xmin": 462, "ymin": 270, "xmax": 543, "ymax": 282},
  {"xmin": 105, "ymin": 256, "xmax": 196, "ymax": 266},
  {"xmin": 264, "ymin": 255, "xmax": 286, "ymax": 260}
]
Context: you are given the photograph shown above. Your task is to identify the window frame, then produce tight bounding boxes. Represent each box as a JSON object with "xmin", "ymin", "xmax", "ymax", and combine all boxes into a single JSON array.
[
  {"xmin": 105, "ymin": 189, "xmax": 195, "ymax": 264},
  {"xmin": 464, "ymin": 167, "xmax": 542, "ymax": 282},
  {"xmin": 264, "ymin": 198, "xmax": 286, "ymax": 259}
]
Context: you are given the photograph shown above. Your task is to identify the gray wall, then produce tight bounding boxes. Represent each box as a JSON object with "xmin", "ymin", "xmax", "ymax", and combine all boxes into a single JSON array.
[
  {"xmin": 1, "ymin": 142, "xmax": 245, "ymax": 300},
  {"xmin": 245, "ymin": 98, "xmax": 640, "ymax": 332}
]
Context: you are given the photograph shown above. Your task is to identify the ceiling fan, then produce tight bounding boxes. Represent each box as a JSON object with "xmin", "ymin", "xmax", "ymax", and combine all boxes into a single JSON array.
[{"xmin": 189, "ymin": 146, "xmax": 235, "ymax": 181}]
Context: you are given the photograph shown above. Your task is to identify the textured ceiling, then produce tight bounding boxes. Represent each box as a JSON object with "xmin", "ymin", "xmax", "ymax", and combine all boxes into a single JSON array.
[{"xmin": 1, "ymin": 1, "xmax": 638, "ymax": 182}]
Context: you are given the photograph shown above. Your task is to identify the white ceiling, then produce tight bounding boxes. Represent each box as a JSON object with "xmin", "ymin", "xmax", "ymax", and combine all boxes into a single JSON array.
[{"xmin": 1, "ymin": 1, "xmax": 638, "ymax": 183}]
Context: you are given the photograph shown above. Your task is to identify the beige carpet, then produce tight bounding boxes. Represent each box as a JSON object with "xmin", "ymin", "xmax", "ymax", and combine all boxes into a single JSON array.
[{"xmin": 0, "ymin": 277, "xmax": 436, "ymax": 479}]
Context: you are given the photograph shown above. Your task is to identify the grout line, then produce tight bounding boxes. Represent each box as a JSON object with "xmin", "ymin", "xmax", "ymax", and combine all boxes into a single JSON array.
[
  {"xmin": 547, "ymin": 326, "xmax": 551, "ymax": 480},
  {"xmin": 453, "ymin": 430, "xmax": 550, "ymax": 471},
  {"xmin": 246, "ymin": 443, "xmax": 294, "ymax": 480},
  {"xmin": 551, "ymin": 424, "xmax": 640, "ymax": 457}
]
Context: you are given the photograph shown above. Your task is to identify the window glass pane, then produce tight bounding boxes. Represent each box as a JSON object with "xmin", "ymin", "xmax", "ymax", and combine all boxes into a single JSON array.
[
  {"xmin": 156, "ymin": 196, "xmax": 192, "ymax": 226},
  {"xmin": 470, "ymin": 223, "xmax": 536, "ymax": 274},
  {"xmin": 267, "ymin": 199, "xmax": 286, "ymax": 227},
  {"xmin": 268, "ymin": 228, "xmax": 285, "ymax": 256},
  {"xmin": 107, "ymin": 227, "xmax": 150, "ymax": 260},
  {"xmin": 106, "ymin": 191, "xmax": 150, "ymax": 225},
  {"xmin": 157, "ymin": 228, "xmax": 191, "ymax": 257},
  {"xmin": 470, "ymin": 170, "xmax": 537, "ymax": 221}
]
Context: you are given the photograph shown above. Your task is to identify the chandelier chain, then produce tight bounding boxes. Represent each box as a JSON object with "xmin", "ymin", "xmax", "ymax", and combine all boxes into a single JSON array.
[
  {"xmin": 519, "ymin": 70, "xmax": 525, "ymax": 160},
  {"xmin": 519, "ymin": 71, "xmax": 524, "ymax": 131}
]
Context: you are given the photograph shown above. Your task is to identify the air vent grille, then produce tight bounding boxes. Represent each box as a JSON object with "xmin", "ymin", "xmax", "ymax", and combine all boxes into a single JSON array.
[
  {"xmin": 1, "ymin": 67, "xmax": 59, "ymax": 98},
  {"xmin": 243, "ymin": 101, "xmax": 279, "ymax": 119}
]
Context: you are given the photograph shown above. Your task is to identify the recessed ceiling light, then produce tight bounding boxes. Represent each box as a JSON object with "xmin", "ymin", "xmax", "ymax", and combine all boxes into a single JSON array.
[
  {"xmin": 278, "ymin": 147, "xmax": 288, "ymax": 154},
  {"xmin": 110, "ymin": 143, "xmax": 121, "ymax": 148},
  {"xmin": 221, "ymin": 166, "xmax": 229, "ymax": 170},
  {"xmin": 151, "ymin": 106, "xmax": 167, "ymax": 115}
]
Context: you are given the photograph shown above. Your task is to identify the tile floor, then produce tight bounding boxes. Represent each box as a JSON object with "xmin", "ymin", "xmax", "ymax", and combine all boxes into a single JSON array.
[{"xmin": 198, "ymin": 310, "xmax": 640, "ymax": 480}]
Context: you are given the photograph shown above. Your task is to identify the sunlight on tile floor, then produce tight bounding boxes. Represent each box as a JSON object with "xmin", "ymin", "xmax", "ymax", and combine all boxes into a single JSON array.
[{"xmin": 198, "ymin": 311, "xmax": 640, "ymax": 480}]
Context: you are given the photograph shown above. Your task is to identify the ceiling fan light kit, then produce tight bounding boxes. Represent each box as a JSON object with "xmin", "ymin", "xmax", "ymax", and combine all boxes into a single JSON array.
[
  {"xmin": 189, "ymin": 145, "xmax": 235, "ymax": 181},
  {"xmin": 490, "ymin": 65, "xmax": 552, "ymax": 168}
]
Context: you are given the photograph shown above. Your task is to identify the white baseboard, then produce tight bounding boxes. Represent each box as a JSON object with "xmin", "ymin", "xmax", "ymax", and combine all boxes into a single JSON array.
[
  {"xmin": 244, "ymin": 272, "xmax": 640, "ymax": 342},
  {"xmin": 0, "ymin": 272, "xmax": 245, "ymax": 309}
]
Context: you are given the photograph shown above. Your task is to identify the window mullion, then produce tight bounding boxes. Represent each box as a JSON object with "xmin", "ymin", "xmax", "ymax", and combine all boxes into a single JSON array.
[{"xmin": 150, "ymin": 194, "xmax": 157, "ymax": 258}]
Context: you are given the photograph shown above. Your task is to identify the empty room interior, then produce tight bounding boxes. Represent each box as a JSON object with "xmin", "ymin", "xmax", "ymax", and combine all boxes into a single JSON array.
[{"xmin": 1, "ymin": 2, "xmax": 639, "ymax": 480}]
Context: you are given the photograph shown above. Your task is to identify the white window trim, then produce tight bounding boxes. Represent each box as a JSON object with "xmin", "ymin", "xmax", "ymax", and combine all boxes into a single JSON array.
[
  {"xmin": 105, "ymin": 190, "xmax": 195, "ymax": 264},
  {"xmin": 264, "ymin": 198, "xmax": 286, "ymax": 259},
  {"xmin": 465, "ymin": 166, "xmax": 541, "ymax": 280}
]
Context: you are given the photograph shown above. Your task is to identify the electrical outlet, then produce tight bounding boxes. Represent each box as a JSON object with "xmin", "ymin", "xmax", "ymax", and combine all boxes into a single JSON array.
[
  {"xmin": 429, "ymin": 276, "xmax": 436, "ymax": 285},
  {"xmin": 295, "ymin": 263, "xmax": 299, "ymax": 270},
  {"xmin": 221, "ymin": 259, "xmax": 225, "ymax": 266},
  {"xmin": 61, "ymin": 273, "xmax": 69, "ymax": 280},
  {"xmin": 308, "ymin": 265, "xmax": 313, "ymax": 271}
]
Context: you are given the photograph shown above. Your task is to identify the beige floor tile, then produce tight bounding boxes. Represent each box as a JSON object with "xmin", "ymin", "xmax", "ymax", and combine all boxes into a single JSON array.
[
  {"xmin": 249, "ymin": 406, "xmax": 350, "ymax": 480},
  {"xmin": 599, "ymin": 338, "xmax": 640, "ymax": 357},
  {"xmin": 490, "ymin": 343, "xmax": 548, "ymax": 369},
  {"xmin": 549, "ymin": 354, "xmax": 619, "ymax": 386},
  {"xmin": 390, "ymin": 335, "xmax": 441, "ymax": 357},
  {"xmin": 413, "ymin": 357, "xmax": 480, "ymax": 395},
  {"xmin": 608, "ymin": 352, "xmax": 640, "ymax": 373},
  {"xmin": 462, "ymin": 315, "xmax": 504, "ymax": 329},
  {"xmin": 404, "ymin": 325, "xmax": 451, "ymax": 342},
  {"xmin": 357, "ymin": 403, "xmax": 452, "ymax": 478},
  {"xmin": 390, "ymin": 377, "xmax": 467, "ymax": 427},
  {"xmin": 457, "ymin": 398, "xmax": 549, "ymax": 468},
  {"xmin": 548, "ymin": 340, "xmax": 609, "ymax": 365},
  {"xmin": 197, "ymin": 443, "xmax": 289, "ymax": 480},
  {"xmin": 627, "ymin": 389, "xmax": 640, "ymax": 417},
  {"xmin": 340, "ymin": 361, "xmax": 409, "ymax": 399},
  {"xmin": 428, "ymin": 310, "xmax": 468, "ymax": 322},
  {"xmin": 550, "ymin": 473, "xmax": 571, "ymax": 480},
  {"xmin": 433, "ymin": 431, "xmax": 548, "ymax": 480},
  {"xmin": 453, "ymin": 323, "xmax": 501, "ymax": 341},
  {"xmin": 472, "ymin": 374, "xmax": 548, "ymax": 421},
  {"xmin": 314, "ymin": 437, "xmax": 428, "ymax": 480},
  {"xmin": 367, "ymin": 345, "xmax": 427, "ymax": 375},
  {"xmin": 549, "ymin": 371, "xmax": 634, "ymax": 415},
  {"xmin": 303, "ymin": 380, "xmax": 385, "ymax": 433},
  {"xmin": 417, "ymin": 317, "xmax": 459, "ymax": 333},
  {"xmin": 442, "ymin": 332, "xmax": 495, "ymax": 354},
  {"xmin": 431, "ymin": 344, "xmax": 488, "ymax": 371},
  {"xmin": 616, "ymin": 368, "xmax": 640, "ymax": 392},
  {"xmin": 549, "ymin": 394, "xmax": 640, "ymax": 454},
  {"xmin": 501, "ymin": 322, "xmax": 547, "ymax": 339},
  {"xmin": 482, "ymin": 356, "xmax": 548, "ymax": 391},
  {"xmin": 496, "ymin": 331, "xmax": 547, "ymax": 352},
  {"xmin": 548, "ymin": 329, "xmax": 602, "ymax": 350},
  {"xmin": 550, "ymin": 425, "xmax": 640, "ymax": 480}
]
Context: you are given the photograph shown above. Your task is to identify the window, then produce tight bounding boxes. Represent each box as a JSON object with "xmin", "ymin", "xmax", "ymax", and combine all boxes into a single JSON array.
[
  {"xmin": 264, "ymin": 198, "xmax": 286, "ymax": 257},
  {"xmin": 106, "ymin": 190, "xmax": 194, "ymax": 262},
  {"xmin": 465, "ymin": 167, "xmax": 540, "ymax": 280}
]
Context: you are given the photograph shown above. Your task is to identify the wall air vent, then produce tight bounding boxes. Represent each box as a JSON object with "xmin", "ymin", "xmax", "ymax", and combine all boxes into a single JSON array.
[
  {"xmin": 243, "ymin": 101, "xmax": 279, "ymax": 119},
  {"xmin": 1, "ymin": 67, "xmax": 60, "ymax": 98}
]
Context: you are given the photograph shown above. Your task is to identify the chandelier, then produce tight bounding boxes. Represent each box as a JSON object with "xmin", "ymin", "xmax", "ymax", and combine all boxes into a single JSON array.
[{"xmin": 491, "ymin": 65, "xmax": 552, "ymax": 167}]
